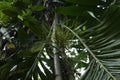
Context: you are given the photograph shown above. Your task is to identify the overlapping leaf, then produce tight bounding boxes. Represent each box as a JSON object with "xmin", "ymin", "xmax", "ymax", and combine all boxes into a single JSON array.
[{"xmin": 79, "ymin": 5, "xmax": 120, "ymax": 80}]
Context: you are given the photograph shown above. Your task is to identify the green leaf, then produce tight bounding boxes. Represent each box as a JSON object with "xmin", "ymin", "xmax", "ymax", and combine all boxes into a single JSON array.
[
  {"xmin": 0, "ymin": 1, "xmax": 11, "ymax": 10},
  {"xmin": 56, "ymin": 6, "xmax": 86, "ymax": 16},
  {"xmin": 6, "ymin": 43, "xmax": 15, "ymax": 49},
  {"xmin": 19, "ymin": 50, "xmax": 34, "ymax": 57},
  {"xmin": 65, "ymin": 0, "xmax": 99, "ymax": 4},
  {"xmin": 0, "ymin": 11, "xmax": 11, "ymax": 25},
  {"xmin": 33, "ymin": 68, "xmax": 39, "ymax": 80},
  {"xmin": 36, "ymin": 65, "xmax": 47, "ymax": 80},
  {"xmin": 18, "ymin": 28, "xmax": 30, "ymax": 44},
  {"xmin": 30, "ymin": 5, "xmax": 45, "ymax": 11},
  {"xmin": 2, "ymin": 7, "xmax": 21, "ymax": 17},
  {"xmin": 56, "ymin": 6, "xmax": 103, "ymax": 16},
  {"xmin": 13, "ymin": 1, "xmax": 28, "ymax": 10},
  {"xmin": 38, "ymin": 59, "xmax": 53, "ymax": 80},
  {"xmin": 22, "ymin": 9, "xmax": 32, "ymax": 16},
  {"xmin": 65, "ymin": 0, "xmax": 113, "ymax": 6},
  {"xmin": 4, "ymin": 0, "xmax": 17, "ymax": 2},
  {"xmin": 30, "ymin": 41, "xmax": 43, "ymax": 53},
  {"xmin": 0, "ymin": 60, "xmax": 15, "ymax": 80},
  {"xmin": 23, "ymin": 16, "xmax": 42, "ymax": 35}
]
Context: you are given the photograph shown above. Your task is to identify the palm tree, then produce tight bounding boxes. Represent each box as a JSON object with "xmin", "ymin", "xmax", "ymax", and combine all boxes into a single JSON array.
[{"xmin": 0, "ymin": 0, "xmax": 120, "ymax": 80}]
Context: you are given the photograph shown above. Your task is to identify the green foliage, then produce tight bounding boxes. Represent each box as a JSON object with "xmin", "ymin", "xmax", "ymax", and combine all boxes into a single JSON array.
[
  {"xmin": 29, "ymin": 5, "xmax": 45, "ymax": 12},
  {"xmin": 13, "ymin": 1, "xmax": 28, "ymax": 10},
  {"xmin": 0, "ymin": 0, "xmax": 120, "ymax": 80},
  {"xmin": 18, "ymin": 28, "xmax": 30, "ymax": 45},
  {"xmin": 56, "ymin": 6, "xmax": 86, "ymax": 16},
  {"xmin": 65, "ymin": 0, "xmax": 101, "ymax": 4},
  {"xmin": 0, "ymin": 1, "xmax": 11, "ymax": 9},
  {"xmin": 30, "ymin": 41, "xmax": 43, "ymax": 53},
  {"xmin": 0, "ymin": 12, "xmax": 11, "ymax": 25},
  {"xmin": 56, "ymin": 6, "xmax": 103, "ymax": 16},
  {"xmin": 65, "ymin": 0, "xmax": 113, "ymax": 6},
  {"xmin": 23, "ymin": 16, "xmax": 42, "ymax": 35}
]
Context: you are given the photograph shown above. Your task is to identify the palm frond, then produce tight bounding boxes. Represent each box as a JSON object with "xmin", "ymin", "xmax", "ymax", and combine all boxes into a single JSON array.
[
  {"xmin": 81, "ymin": 5, "xmax": 120, "ymax": 80},
  {"xmin": 62, "ymin": 5, "xmax": 120, "ymax": 80}
]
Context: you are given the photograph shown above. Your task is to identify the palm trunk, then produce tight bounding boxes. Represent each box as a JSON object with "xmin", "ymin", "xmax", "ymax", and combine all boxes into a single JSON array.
[
  {"xmin": 54, "ymin": 54, "xmax": 62, "ymax": 80},
  {"xmin": 61, "ymin": 48, "xmax": 75, "ymax": 80},
  {"xmin": 51, "ymin": 14, "xmax": 62, "ymax": 80}
]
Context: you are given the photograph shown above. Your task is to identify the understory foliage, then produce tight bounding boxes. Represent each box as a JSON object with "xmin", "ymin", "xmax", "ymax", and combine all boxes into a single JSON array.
[{"xmin": 0, "ymin": 0, "xmax": 120, "ymax": 80}]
